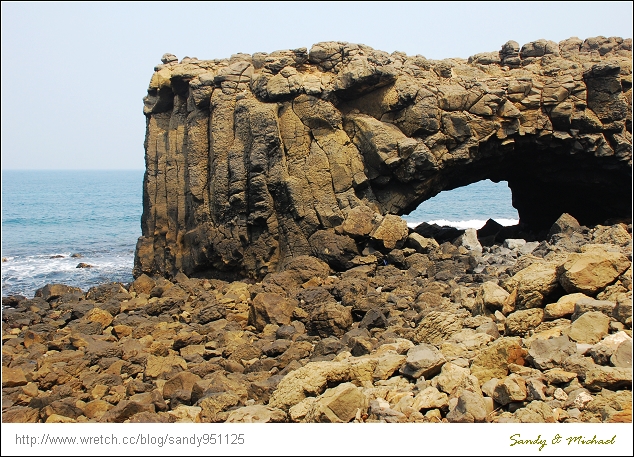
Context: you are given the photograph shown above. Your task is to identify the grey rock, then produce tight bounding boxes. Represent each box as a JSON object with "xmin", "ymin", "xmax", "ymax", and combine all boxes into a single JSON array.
[
  {"xmin": 528, "ymin": 335, "xmax": 577, "ymax": 370},
  {"xmin": 399, "ymin": 343, "xmax": 446, "ymax": 379},
  {"xmin": 571, "ymin": 298, "xmax": 617, "ymax": 321},
  {"xmin": 562, "ymin": 355, "xmax": 598, "ymax": 382},
  {"xmin": 611, "ymin": 339, "xmax": 632, "ymax": 368}
]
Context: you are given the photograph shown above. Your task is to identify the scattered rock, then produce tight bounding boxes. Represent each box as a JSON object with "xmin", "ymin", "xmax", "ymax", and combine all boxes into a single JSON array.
[
  {"xmin": 308, "ymin": 382, "xmax": 368, "ymax": 423},
  {"xmin": 544, "ymin": 293, "xmax": 588, "ymax": 320},
  {"xmin": 492, "ymin": 374, "xmax": 527, "ymax": 405},
  {"xmin": 611, "ymin": 339, "xmax": 632, "ymax": 368},
  {"xmin": 568, "ymin": 311, "xmax": 610, "ymax": 344},
  {"xmin": 2, "ymin": 186, "xmax": 632, "ymax": 427},
  {"xmin": 503, "ymin": 262, "xmax": 559, "ymax": 308},
  {"xmin": 471, "ymin": 338, "xmax": 527, "ymax": 384},
  {"xmin": 446, "ymin": 390, "xmax": 488, "ymax": 423},
  {"xmin": 225, "ymin": 405, "xmax": 287, "ymax": 423},
  {"xmin": 528, "ymin": 335, "xmax": 577, "ymax": 370},
  {"xmin": 505, "ymin": 309, "xmax": 544, "ymax": 336},
  {"xmin": 399, "ymin": 344, "xmax": 446, "ymax": 379},
  {"xmin": 558, "ymin": 249, "xmax": 631, "ymax": 294}
]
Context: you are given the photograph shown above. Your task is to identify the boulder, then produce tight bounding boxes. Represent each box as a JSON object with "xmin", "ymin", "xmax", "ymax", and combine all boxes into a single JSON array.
[
  {"xmin": 308, "ymin": 230, "xmax": 359, "ymax": 270},
  {"xmin": 548, "ymin": 213, "xmax": 581, "ymax": 238},
  {"xmin": 492, "ymin": 374, "xmax": 528, "ymax": 405},
  {"xmin": 99, "ymin": 400, "xmax": 156, "ymax": 423},
  {"xmin": 341, "ymin": 205, "xmax": 377, "ymax": 238},
  {"xmin": 478, "ymin": 281, "xmax": 510, "ymax": 312},
  {"xmin": 446, "ymin": 390, "xmax": 489, "ymax": 423},
  {"xmin": 399, "ymin": 343, "xmax": 446, "ymax": 379},
  {"xmin": 35, "ymin": 284, "xmax": 83, "ymax": 302},
  {"xmin": 249, "ymin": 293, "xmax": 297, "ymax": 331},
  {"xmin": 453, "ymin": 228, "xmax": 482, "ymax": 254},
  {"xmin": 583, "ymin": 367, "xmax": 632, "ymax": 391},
  {"xmin": 557, "ymin": 248, "xmax": 630, "ymax": 294},
  {"xmin": 587, "ymin": 331, "xmax": 631, "ymax": 365},
  {"xmin": 611, "ymin": 339, "xmax": 632, "ymax": 368},
  {"xmin": 413, "ymin": 311, "xmax": 464, "ymax": 345},
  {"xmin": 269, "ymin": 356, "xmax": 376, "ymax": 410},
  {"xmin": 567, "ymin": 311, "xmax": 610, "ymax": 344},
  {"xmin": 544, "ymin": 368, "xmax": 577, "ymax": 384},
  {"xmin": 412, "ymin": 386, "xmax": 449, "ymax": 411},
  {"xmin": 435, "ymin": 362, "xmax": 480, "ymax": 396},
  {"xmin": 406, "ymin": 233, "xmax": 439, "ymax": 254},
  {"xmin": 308, "ymin": 302, "xmax": 353, "ymax": 337},
  {"xmin": 470, "ymin": 337, "xmax": 527, "ymax": 384},
  {"xmin": 571, "ymin": 297, "xmax": 616, "ymax": 321},
  {"xmin": 503, "ymin": 262, "xmax": 559, "ymax": 308},
  {"xmin": 84, "ymin": 308, "xmax": 113, "ymax": 328},
  {"xmin": 129, "ymin": 274, "xmax": 156, "ymax": 295},
  {"xmin": 544, "ymin": 293, "xmax": 589, "ymax": 319},
  {"xmin": 162, "ymin": 372, "xmax": 201, "ymax": 405},
  {"xmin": 2, "ymin": 367, "xmax": 27, "ymax": 388},
  {"xmin": 505, "ymin": 309, "xmax": 544, "ymax": 336},
  {"xmin": 370, "ymin": 215, "xmax": 409, "ymax": 250},
  {"xmin": 613, "ymin": 292, "xmax": 632, "ymax": 325},
  {"xmin": 591, "ymin": 224, "xmax": 631, "ymax": 246},
  {"xmin": 307, "ymin": 382, "xmax": 368, "ymax": 423},
  {"xmin": 169, "ymin": 405, "xmax": 202, "ymax": 423},
  {"xmin": 144, "ymin": 354, "xmax": 187, "ymax": 380},
  {"xmin": 528, "ymin": 335, "xmax": 577, "ymax": 370},
  {"xmin": 83, "ymin": 400, "xmax": 112, "ymax": 420},
  {"xmin": 513, "ymin": 401, "xmax": 556, "ymax": 423},
  {"xmin": 197, "ymin": 392, "xmax": 242, "ymax": 423}
]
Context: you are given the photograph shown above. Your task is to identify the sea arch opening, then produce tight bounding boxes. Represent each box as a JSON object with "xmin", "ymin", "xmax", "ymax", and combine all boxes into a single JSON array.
[
  {"xmin": 376, "ymin": 135, "xmax": 631, "ymax": 239},
  {"xmin": 402, "ymin": 179, "xmax": 519, "ymax": 232}
]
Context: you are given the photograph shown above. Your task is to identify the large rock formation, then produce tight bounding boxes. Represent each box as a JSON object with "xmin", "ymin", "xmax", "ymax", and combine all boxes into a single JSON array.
[{"xmin": 134, "ymin": 37, "xmax": 632, "ymax": 280}]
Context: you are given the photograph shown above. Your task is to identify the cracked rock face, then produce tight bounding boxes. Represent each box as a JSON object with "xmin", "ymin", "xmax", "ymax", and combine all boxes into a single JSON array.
[{"xmin": 135, "ymin": 38, "xmax": 632, "ymax": 281}]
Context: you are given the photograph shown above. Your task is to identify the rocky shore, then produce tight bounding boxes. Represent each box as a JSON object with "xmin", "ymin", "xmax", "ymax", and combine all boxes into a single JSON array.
[{"xmin": 2, "ymin": 213, "xmax": 631, "ymax": 423}]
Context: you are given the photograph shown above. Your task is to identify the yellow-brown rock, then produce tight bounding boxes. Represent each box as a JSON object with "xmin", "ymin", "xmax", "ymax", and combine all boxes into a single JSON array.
[
  {"xmin": 134, "ymin": 38, "xmax": 632, "ymax": 281},
  {"xmin": 558, "ymin": 248, "xmax": 631, "ymax": 294}
]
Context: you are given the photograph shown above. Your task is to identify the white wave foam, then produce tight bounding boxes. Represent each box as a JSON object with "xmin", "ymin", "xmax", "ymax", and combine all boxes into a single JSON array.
[
  {"xmin": 2, "ymin": 251, "xmax": 135, "ymax": 297},
  {"xmin": 406, "ymin": 218, "xmax": 519, "ymax": 230}
]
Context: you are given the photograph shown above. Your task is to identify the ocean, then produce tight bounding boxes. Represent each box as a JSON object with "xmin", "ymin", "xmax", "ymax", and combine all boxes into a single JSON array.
[
  {"xmin": 1, "ymin": 172, "xmax": 518, "ymax": 298},
  {"xmin": 402, "ymin": 179, "xmax": 519, "ymax": 230},
  {"xmin": 2, "ymin": 170, "xmax": 144, "ymax": 299}
]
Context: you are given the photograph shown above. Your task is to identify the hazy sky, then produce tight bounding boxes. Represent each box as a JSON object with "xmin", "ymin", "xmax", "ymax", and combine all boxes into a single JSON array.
[{"xmin": 1, "ymin": 1, "xmax": 632, "ymax": 170}]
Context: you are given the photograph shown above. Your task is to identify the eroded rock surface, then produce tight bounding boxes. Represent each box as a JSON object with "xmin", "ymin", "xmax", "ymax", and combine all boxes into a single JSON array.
[
  {"xmin": 134, "ymin": 37, "xmax": 632, "ymax": 281},
  {"xmin": 2, "ymin": 213, "xmax": 632, "ymax": 424}
]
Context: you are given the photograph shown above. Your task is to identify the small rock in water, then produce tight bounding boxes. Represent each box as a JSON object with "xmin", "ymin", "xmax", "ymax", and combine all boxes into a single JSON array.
[
  {"xmin": 71, "ymin": 253, "xmax": 83, "ymax": 258},
  {"xmin": 76, "ymin": 263, "xmax": 93, "ymax": 269},
  {"xmin": 50, "ymin": 254, "xmax": 65, "ymax": 259}
]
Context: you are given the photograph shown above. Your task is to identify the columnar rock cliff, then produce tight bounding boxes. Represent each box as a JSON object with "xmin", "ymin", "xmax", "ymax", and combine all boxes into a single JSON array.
[{"xmin": 134, "ymin": 37, "xmax": 632, "ymax": 280}]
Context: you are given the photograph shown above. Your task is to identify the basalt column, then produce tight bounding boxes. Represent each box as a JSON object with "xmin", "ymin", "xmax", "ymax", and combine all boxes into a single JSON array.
[{"xmin": 135, "ymin": 37, "xmax": 632, "ymax": 280}]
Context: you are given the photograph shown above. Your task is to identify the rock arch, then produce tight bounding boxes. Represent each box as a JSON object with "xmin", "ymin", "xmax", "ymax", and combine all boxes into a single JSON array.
[{"xmin": 134, "ymin": 38, "xmax": 632, "ymax": 280}]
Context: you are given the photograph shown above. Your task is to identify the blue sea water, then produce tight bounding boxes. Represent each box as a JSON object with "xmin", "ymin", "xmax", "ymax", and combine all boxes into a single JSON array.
[
  {"xmin": 2, "ymin": 170, "xmax": 144, "ymax": 298},
  {"xmin": 402, "ymin": 179, "xmax": 519, "ymax": 229},
  {"xmin": 1, "ymin": 172, "xmax": 518, "ymax": 298}
]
